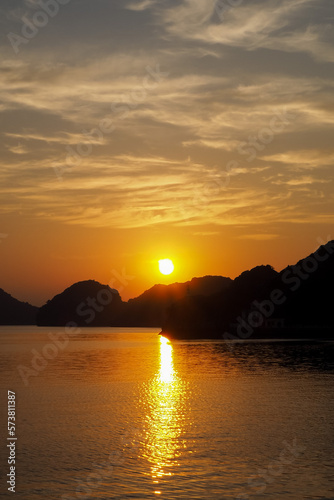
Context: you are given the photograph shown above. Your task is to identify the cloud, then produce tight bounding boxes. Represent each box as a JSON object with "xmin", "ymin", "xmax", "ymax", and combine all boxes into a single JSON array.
[
  {"xmin": 6, "ymin": 142, "xmax": 29, "ymax": 155},
  {"xmin": 271, "ymin": 176, "xmax": 331, "ymax": 186},
  {"xmin": 0, "ymin": 149, "xmax": 314, "ymax": 230},
  {"xmin": 261, "ymin": 150, "xmax": 334, "ymax": 169},
  {"xmin": 237, "ymin": 234, "xmax": 280, "ymax": 241},
  {"xmin": 1, "ymin": 142, "xmax": 333, "ymax": 230},
  {"xmin": 126, "ymin": 0, "xmax": 158, "ymax": 11},
  {"xmin": 161, "ymin": 0, "xmax": 334, "ymax": 62},
  {"xmin": 0, "ymin": 0, "xmax": 333, "ymax": 235}
]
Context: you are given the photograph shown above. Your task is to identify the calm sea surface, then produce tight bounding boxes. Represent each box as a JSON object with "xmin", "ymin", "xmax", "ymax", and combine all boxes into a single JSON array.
[{"xmin": 1, "ymin": 327, "xmax": 334, "ymax": 500}]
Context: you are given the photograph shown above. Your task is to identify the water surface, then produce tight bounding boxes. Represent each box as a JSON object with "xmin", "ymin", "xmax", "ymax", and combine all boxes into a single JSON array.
[{"xmin": 0, "ymin": 327, "xmax": 334, "ymax": 499}]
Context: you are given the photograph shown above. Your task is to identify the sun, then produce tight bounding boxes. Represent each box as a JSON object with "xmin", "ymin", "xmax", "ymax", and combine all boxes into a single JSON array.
[{"xmin": 158, "ymin": 258, "xmax": 174, "ymax": 275}]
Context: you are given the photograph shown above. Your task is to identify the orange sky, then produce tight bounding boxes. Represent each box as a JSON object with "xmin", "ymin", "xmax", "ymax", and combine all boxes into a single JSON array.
[
  {"xmin": 1, "ymin": 214, "xmax": 330, "ymax": 306},
  {"xmin": 1, "ymin": 0, "xmax": 333, "ymax": 306}
]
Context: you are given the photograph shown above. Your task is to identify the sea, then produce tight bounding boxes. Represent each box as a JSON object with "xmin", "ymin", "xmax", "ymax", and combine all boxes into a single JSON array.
[{"xmin": 0, "ymin": 326, "xmax": 334, "ymax": 500}]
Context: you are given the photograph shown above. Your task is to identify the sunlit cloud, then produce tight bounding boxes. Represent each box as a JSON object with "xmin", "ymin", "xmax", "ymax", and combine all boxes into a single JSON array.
[
  {"xmin": 261, "ymin": 150, "xmax": 334, "ymax": 169},
  {"xmin": 161, "ymin": 0, "xmax": 334, "ymax": 62},
  {"xmin": 0, "ymin": 0, "xmax": 333, "ymax": 236},
  {"xmin": 271, "ymin": 176, "xmax": 331, "ymax": 186},
  {"xmin": 3, "ymin": 148, "xmax": 326, "ymax": 230},
  {"xmin": 126, "ymin": 0, "xmax": 159, "ymax": 11},
  {"xmin": 6, "ymin": 142, "xmax": 29, "ymax": 155}
]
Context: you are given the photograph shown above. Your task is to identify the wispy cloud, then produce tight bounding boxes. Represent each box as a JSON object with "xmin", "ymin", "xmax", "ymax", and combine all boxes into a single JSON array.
[
  {"xmin": 126, "ymin": 0, "xmax": 159, "ymax": 11},
  {"xmin": 237, "ymin": 234, "xmax": 280, "ymax": 241},
  {"xmin": 0, "ymin": 0, "xmax": 333, "ymax": 235},
  {"xmin": 261, "ymin": 150, "xmax": 334, "ymax": 169},
  {"xmin": 162, "ymin": 0, "xmax": 334, "ymax": 62},
  {"xmin": 271, "ymin": 175, "xmax": 331, "ymax": 186}
]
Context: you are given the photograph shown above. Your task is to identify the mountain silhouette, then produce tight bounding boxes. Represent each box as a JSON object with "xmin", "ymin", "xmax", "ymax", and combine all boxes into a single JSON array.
[
  {"xmin": 36, "ymin": 276, "xmax": 231, "ymax": 327},
  {"xmin": 120, "ymin": 276, "xmax": 232, "ymax": 326},
  {"xmin": 162, "ymin": 265, "xmax": 278, "ymax": 339},
  {"xmin": 2, "ymin": 241, "xmax": 334, "ymax": 336},
  {"xmin": 0, "ymin": 288, "xmax": 38, "ymax": 325},
  {"xmin": 36, "ymin": 280, "xmax": 123, "ymax": 327},
  {"xmin": 161, "ymin": 241, "xmax": 334, "ymax": 340}
]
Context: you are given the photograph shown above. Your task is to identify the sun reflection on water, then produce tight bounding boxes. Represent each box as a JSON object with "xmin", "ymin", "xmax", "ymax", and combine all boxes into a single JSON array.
[
  {"xmin": 141, "ymin": 335, "xmax": 188, "ymax": 487},
  {"xmin": 159, "ymin": 335, "xmax": 174, "ymax": 383}
]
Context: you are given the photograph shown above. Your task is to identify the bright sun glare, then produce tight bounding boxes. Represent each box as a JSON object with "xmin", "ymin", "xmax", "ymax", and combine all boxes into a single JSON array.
[{"xmin": 158, "ymin": 259, "xmax": 174, "ymax": 275}]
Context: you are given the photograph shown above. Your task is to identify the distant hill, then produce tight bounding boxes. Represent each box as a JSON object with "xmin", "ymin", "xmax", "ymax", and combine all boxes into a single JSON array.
[
  {"xmin": 0, "ymin": 288, "xmax": 38, "ymax": 325},
  {"xmin": 120, "ymin": 276, "xmax": 232, "ymax": 326},
  {"xmin": 3, "ymin": 241, "xmax": 334, "ymax": 335},
  {"xmin": 36, "ymin": 280, "xmax": 123, "ymax": 327},
  {"xmin": 162, "ymin": 265, "xmax": 278, "ymax": 339},
  {"xmin": 161, "ymin": 242, "xmax": 334, "ymax": 340},
  {"xmin": 36, "ymin": 276, "xmax": 231, "ymax": 327}
]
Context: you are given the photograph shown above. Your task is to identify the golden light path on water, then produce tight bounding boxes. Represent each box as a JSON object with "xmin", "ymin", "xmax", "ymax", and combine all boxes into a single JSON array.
[
  {"xmin": 141, "ymin": 335, "xmax": 188, "ymax": 493},
  {"xmin": 159, "ymin": 336, "xmax": 174, "ymax": 383}
]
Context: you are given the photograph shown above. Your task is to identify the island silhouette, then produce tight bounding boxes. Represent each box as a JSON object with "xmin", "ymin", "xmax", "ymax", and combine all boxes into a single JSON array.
[
  {"xmin": 0, "ymin": 288, "xmax": 38, "ymax": 325},
  {"xmin": 1, "ymin": 241, "xmax": 333, "ymax": 341}
]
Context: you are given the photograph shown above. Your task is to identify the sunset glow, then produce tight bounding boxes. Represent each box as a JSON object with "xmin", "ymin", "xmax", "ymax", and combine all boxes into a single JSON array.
[
  {"xmin": 0, "ymin": 0, "xmax": 333, "ymax": 306},
  {"xmin": 1, "ymin": 2, "xmax": 334, "ymax": 500}
]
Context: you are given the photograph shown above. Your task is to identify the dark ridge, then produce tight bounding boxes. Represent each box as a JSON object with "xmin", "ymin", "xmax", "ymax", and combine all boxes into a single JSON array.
[
  {"xmin": 161, "ymin": 242, "xmax": 334, "ymax": 340},
  {"xmin": 0, "ymin": 288, "xmax": 38, "ymax": 325}
]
